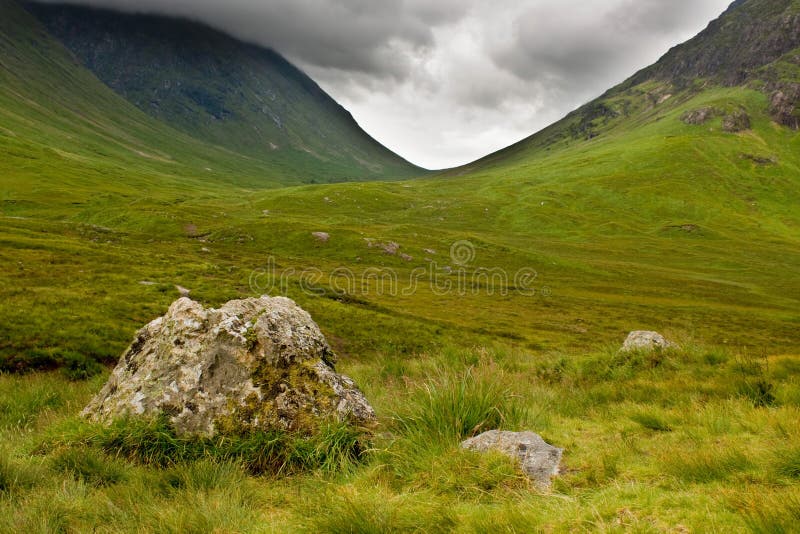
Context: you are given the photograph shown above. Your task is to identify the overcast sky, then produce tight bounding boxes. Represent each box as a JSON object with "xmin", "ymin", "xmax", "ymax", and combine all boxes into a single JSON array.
[{"xmin": 36, "ymin": 0, "xmax": 733, "ymax": 169}]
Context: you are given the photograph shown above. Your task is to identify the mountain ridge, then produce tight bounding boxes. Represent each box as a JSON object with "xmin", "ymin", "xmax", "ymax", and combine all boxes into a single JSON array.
[
  {"xmin": 21, "ymin": 1, "xmax": 424, "ymax": 182},
  {"xmin": 456, "ymin": 0, "xmax": 800, "ymax": 172}
]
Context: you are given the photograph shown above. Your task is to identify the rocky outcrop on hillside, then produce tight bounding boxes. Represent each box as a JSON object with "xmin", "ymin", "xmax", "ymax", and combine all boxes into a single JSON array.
[
  {"xmin": 82, "ymin": 296, "xmax": 376, "ymax": 437},
  {"xmin": 722, "ymin": 110, "xmax": 751, "ymax": 132},
  {"xmin": 769, "ymin": 83, "xmax": 800, "ymax": 128},
  {"xmin": 628, "ymin": 2, "xmax": 800, "ymax": 88},
  {"xmin": 682, "ymin": 107, "xmax": 717, "ymax": 125}
]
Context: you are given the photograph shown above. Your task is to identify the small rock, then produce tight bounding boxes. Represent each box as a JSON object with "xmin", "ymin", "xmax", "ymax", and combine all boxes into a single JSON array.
[
  {"xmin": 381, "ymin": 242, "xmax": 400, "ymax": 255},
  {"xmin": 175, "ymin": 285, "xmax": 191, "ymax": 297},
  {"xmin": 312, "ymin": 232, "xmax": 330, "ymax": 243},
  {"xmin": 424, "ymin": 248, "xmax": 437, "ymax": 255},
  {"xmin": 622, "ymin": 331, "xmax": 675, "ymax": 352},
  {"xmin": 399, "ymin": 253, "xmax": 413, "ymax": 262},
  {"xmin": 201, "ymin": 247, "xmax": 211, "ymax": 253},
  {"xmin": 461, "ymin": 430, "xmax": 562, "ymax": 490},
  {"xmin": 139, "ymin": 281, "xmax": 156, "ymax": 286}
]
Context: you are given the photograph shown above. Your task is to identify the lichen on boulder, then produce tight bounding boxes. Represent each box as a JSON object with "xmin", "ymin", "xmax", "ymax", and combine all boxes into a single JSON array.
[{"xmin": 82, "ymin": 296, "xmax": 376, "ymax": 437}]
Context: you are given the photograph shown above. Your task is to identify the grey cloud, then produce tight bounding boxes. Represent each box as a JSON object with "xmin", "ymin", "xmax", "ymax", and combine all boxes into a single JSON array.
[
  {"xmin": 490, "ymin": 0, "xmax": 732, "ymax": 98},
  {"xmin": 33, "ymin": 0, "xmax": 474, "ymax": 79}
]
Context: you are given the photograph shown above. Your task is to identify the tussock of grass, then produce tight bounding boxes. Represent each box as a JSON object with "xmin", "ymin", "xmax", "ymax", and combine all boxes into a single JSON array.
[
  {"xmin": 663, "ymin": 448, "xmax": 753, "ymax": 484},
  {"xmin": 0, "ymin": 451, "xmax": 46, "ymax": 494},
  {"xmin": 630, "ymin": 410, "xmax": 673, "ymax": 432},
  {"xmin": 50, "ymin": 447, "xmax": 127, "ymax": 487},
  {"xmin": 392, "ymin": 365, "xmax": 525, "ymax": 444},
  {"xmin": 305, "ymin": 487, "xmax": 457, "ymax": 534},
  {"xmin": 740, "ymin": 492, "xmax": 800, "ymax": 534},
  {"xmin": 773, "ymin": 447, "xmax": 800, "ymax": 480}
]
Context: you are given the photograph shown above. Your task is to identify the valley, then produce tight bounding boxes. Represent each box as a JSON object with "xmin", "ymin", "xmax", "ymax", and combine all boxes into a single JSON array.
[{"xmin": 1, "ymin": 0, "xmax": 799, "ymax": 531}]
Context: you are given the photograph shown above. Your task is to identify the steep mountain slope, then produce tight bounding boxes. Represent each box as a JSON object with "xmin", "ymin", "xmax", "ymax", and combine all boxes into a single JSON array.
[
  {"xmin": 0, "ymin": 0, "xmax": 397, "ymax": 191},
  {"xmin": 462, "ymin": 0, "xmax": 800, "ymax": 169},
  {"xmin": 25, "ymin": 2, "xmax": 423, "ymax": 182},
  {"xmin": 0, "ymin": 0, "xmax": 280, "ymax": 189},
  {"xmin": 627, "ymin": 0, "xmax": 800, "ymax": 87}
]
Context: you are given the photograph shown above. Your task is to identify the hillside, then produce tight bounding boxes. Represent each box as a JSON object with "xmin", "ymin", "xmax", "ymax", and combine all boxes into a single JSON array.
[
  {"xmin": 25, "ymin": 2, "xmax": 423, "ymax": 182},
  {"xmin": 0, "ymin": 0, "xmax": 294, "ymax": 190}
]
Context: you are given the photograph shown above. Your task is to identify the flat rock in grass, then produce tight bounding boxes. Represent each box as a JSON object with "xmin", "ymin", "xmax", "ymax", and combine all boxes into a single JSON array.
[
  {"xmin": 312, "ymin": 231, "xmax": 330, "ymax": 243},
  {"xmin": 621, "ymin": 331, "xmax": 675, "ymax": 352},
  {"xmin": 461, "ymin": 430, "xmax": 563, "ymax": 490},
  {"xmin": 82, "ymin": 296, "xmax": 376, "ymax": 437}
]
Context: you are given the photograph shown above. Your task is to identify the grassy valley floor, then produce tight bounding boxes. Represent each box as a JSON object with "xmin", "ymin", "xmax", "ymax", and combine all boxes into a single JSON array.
[{"xmin": 1, "ymin": 343, "xmax": 800, "ymax": 532}]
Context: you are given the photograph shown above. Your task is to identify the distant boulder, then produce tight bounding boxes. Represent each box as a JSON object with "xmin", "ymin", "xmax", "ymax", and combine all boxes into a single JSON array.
[
  {"xmin": 622, "ymin": 331, "xmax": 675, "ymax": 352},
  {"xmin": 681, "ymin": 107, "xmax": 716, "ymax": 125},
  {"xmin": 82, "ymin": 297, "xmax": 376, "ymax": 437},
  {"xmin": 722, "ymin": 110, "xmax": 751, "ymax": 132},
  {"xmin": 312, "ymin": 231, "xmax": 330, "ymax": 243},
  {"xmin": 461, "ymin": 430, "xmax": 563, "ymax": 490}
]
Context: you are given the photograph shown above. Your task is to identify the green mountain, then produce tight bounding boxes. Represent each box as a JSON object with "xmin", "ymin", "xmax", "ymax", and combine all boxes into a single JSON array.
[{"xmin": 24, "ymin": 2, "xmax": 422, "ymax": 182}]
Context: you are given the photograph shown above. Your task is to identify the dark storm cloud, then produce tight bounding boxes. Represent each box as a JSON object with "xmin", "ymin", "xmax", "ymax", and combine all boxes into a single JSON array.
[
  {"xmin": 33, "ymin": 0, "xmax": 473, "ymax": 79},
  {"xmin": 30, "ymin": 0, "xmax": 734, "ymax": 168}
]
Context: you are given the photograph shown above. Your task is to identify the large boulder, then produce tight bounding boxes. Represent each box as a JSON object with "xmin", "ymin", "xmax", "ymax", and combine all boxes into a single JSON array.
[
  {"xmin": 82, "ymin": 297, "xmax": 376, "ymax": 437},
  {"xmin": 461, "ymin": 430, "xmax": 563, "ymax": 490},
  {"xmin": 621, "ymin": 330, "xmax": 674, "ymax": 352}
]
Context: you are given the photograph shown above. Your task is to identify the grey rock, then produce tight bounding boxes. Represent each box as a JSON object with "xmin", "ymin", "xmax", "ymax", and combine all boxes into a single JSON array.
[
  {"xmin": 461, "ymin": 430, "xmax": 562, "ymax": 489},
  {"xmin": 82, "ymin": 296, "xmax": 376, "ymax": 437},
  {"xmin": 312, "ymin": 232, "xmax": 330, "ymax": 243},
  {"xmin": 722, "ymin": 110, "xmax": 751, "ymax": 132},
  {"xmin": 622, "ymin": 330, "xmax": 675, "ymax": 352},
  {"xmin": 770, "ymin": 85, "xmax": 800, "ymax": 129},
  {"xmin": 681, "ymin": 107, "xmax": 716, "ymax": 125},
  {"xmin": 381, "ymin": 242, "xmax": 400, "ymax": 255}
]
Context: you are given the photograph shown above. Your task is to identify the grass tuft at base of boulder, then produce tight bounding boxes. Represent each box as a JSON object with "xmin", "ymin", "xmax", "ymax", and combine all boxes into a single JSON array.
[{"xmin": 38, "ymin": 416, "xmax": 370, "ymax": 476}]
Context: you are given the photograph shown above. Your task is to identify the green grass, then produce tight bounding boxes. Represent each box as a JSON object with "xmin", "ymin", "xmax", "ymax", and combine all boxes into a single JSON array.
[{"xmin": 1, "ymin": 343, "xmax": 799, "ymax": 531}]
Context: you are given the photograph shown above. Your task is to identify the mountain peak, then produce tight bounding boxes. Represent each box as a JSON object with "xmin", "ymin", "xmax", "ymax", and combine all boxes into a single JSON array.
[{"xmin": 629, "ymin": 0, "xmax": 800, "ymax": 87}]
